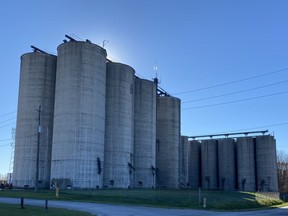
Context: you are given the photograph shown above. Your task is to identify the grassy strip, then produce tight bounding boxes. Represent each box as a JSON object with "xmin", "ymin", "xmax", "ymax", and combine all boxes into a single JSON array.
[
  {"xmin": 0, "ymin": 189, "xmax": 283, "ymax": 210},
  {"xmin": 0, "ymin": 203, "xmax": 94, "ymax": 216}
]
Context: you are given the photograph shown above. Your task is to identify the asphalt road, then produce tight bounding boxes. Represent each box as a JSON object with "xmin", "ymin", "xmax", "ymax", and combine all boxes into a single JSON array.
[{"xmin": 0, "ymin": 197, "xmax": 287, "ymax": 216}]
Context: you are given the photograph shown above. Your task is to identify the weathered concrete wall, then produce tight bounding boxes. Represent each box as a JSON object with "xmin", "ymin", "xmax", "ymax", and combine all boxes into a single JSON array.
[
  {"xmin": 51, "ymin": 41, "xmax": 107, "ymax": 188},
  {"xmin": 255, "ymin": 135, "xmax": 278, "ymax": 192},
  {"xmin": 218, "ymin": 138, "xmax": 236, "ymax": 190},
  {"xmin": 236, "ymin": 137, "xmax": 256, "ymax": 191},
  {"xmin": 179, "ymin": 136, "xmax": 189, "ymax": 187},
  {"xmin": 156, "ymin": 96, "xmax": 181, "ymax": 188},
  {"xmin": 13, "ymin": 52, "xmax": 56, "ymax": 188},
  {"xmin": 201, "ymin": 139, "xmax": 218, "ymax": 189},
  {"xmin": 103, "ymin": 62, "xmax": 135, "ymax": 188},
  {"xmin": 133, "ymin": 78, "xmax": 156, "ymax": 188}
]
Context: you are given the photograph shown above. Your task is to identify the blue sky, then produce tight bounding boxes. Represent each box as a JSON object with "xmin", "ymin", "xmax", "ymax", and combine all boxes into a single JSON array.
[{"xmin": 0, "ymin": 0, "xmax": 288, "ymax": 176}]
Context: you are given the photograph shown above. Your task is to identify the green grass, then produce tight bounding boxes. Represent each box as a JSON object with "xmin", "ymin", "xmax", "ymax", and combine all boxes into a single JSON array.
[
  {"xmin": 0, "ymin": 188, "xmax": 283, "ymax": 210},
  {"xmin": 0, "ymin": 203, "xmax": 93, "ymax": 216}
]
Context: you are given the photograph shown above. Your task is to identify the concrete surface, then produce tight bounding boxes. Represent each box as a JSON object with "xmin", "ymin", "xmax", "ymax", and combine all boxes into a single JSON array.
[
  {"xmin": 156, "ymin": 96, "xmax": 181, "ymax": 188},
  {"xmin": 51, "ymin": 41, "xmax": 107, "ymax": 188},
  {"xmin": 0, "ymin": 197, "xmax": 287, "ymax": 216},
  {"xmin": 104, "ymin": 62, "xmax": 135, "ymax": 188}
]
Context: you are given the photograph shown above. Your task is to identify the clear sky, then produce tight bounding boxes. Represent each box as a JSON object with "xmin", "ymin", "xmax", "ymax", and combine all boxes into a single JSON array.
[{"xmin": 0, "ymin": 0, "xmax": 287, "ymax": 176}]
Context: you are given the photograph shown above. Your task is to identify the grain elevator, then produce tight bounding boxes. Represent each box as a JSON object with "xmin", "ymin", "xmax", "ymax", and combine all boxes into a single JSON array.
[{"xmin": 13, "ymin": 35, "xmax": 279, "ymax": 192}]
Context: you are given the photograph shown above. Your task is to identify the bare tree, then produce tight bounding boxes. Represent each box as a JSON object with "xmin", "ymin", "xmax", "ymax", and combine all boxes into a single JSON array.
[
  {"xmin": 277, "ymin": 150, "xmax": 288, "ymax": 192},
  {"xmin": 0, "ymin": 173, "xmax": 6, "ymax": 181}
]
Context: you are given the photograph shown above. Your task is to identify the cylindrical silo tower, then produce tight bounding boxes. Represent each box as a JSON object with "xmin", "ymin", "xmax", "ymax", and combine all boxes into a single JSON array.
[
  {"xmin": 156, "ymin": 96, "xmax": 181, "ymax": 188},
  {"xmin": 201, "ymin": 139, "xmax": 218, "ymax": 190},
  {"xmin": 103, "ymin": 62, "xmax": 135, "ymax": 188},
  {"xmin": 133, "ymin": 78, "xmax": 157, "ymax": 188},
  {"xmin": 13, "ymin": 51, "xmax": 57, "ymax": 188},
  {"xmin": 255, "ymin": 135, "xmax": 278, "ymax": 192},
  {"xmin": 188, "ymin": 140, "xmax": 201, "ymax": 188},
  {"xmin": 236, "ymin": 137, "xmax": 256, "ymax": 191},
  {"xmin": 179, "ymin": 136, "xmax": 189, "ymax": 187},
  {"xmin": 51, "ymin": 41, "xmax": 107, "ymax": 189},
  {"xmin": 218, "ymin": 138, "xmax": 236, "ymax": 190}
]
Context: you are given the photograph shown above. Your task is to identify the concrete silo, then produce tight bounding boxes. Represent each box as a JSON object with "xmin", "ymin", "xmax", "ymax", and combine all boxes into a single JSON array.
[
  {"xmin": 51, "ymin": 41, "xmax": 107, "ymax": 188},
  {"xmin": 104, "ymin": 62, "xmax": 135, "ymax": 188},
  {"xmin": 156, "ymin": 96, "xmax": 181, "ymax": 188},
  {"xmin": 236, "ymin": 137, "xmax": 256, "ymax": 191},
  {"xmin": 13, "ymin": 51, "xmax": 56, "ymax": 188},
  {"xmin": 133, "ymin": 78, "xmax": 157, "ymax": 188},
  {"xmin": 255, "ymin": 135, "xmax": 278, "ymax": 192},
  {"xmin": 201, "ymin": 139, "xmax": 218, "ymax": 189},
  {"xmin": 188, "ymin": 140, "xmax": 201, "ymax": 188},
  {"xmin": 217, "ymin": 138, "xmax": 236, "ymax": 190},
  {"xmin": 179, "ymin": 136, "xmax": 189, "ymax": 187}
]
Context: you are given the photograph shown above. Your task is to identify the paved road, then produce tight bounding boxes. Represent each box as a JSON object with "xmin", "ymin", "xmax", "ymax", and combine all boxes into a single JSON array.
[{"xmin": 0, "ymin": 197, "xmax": 287, "ymax": 216}]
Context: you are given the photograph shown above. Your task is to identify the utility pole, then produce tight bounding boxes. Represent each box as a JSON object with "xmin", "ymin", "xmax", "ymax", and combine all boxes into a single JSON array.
[
  {"xmin": 35, "ymin": 105, "xmax": 42, "ymax": 192},
  {"xmin": 8, "ymin": 127, "xmax": 15, "ymax": 184}
]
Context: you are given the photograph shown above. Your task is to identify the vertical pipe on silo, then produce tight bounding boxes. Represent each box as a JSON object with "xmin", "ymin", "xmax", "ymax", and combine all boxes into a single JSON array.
[
  {"xmin": 133, "ymin": 78, "xmax": 156, "ymax": 188},
  {"xmin": 255, "ymin": 135, "xmax": 278, "ymax": 192},
  {"xmin": 13, "ymin": 52, "xmax": 56, "ymax": 188},
  {"xmin": 103, "ymin": 62, "xmax": 135, "ymax": 188},
  {"xmin": 188, "ymin": 140, "xmax": 201, "ymax": 188},
  {"xmin": 51, "ymin": 41, "xmax": 107, "ymax": 189},
  {"xmin": 156, "ymin": 96, "xmax": 181, "ymax": 188},
  {"xmin": 236, "ymin": 137, "xmax": 256, "ymax": 191}
]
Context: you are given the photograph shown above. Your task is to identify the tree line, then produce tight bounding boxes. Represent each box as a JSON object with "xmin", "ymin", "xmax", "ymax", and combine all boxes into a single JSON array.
[{"xmin": 277, "ymin": 150, "xmax": 288, "ymax": 192}]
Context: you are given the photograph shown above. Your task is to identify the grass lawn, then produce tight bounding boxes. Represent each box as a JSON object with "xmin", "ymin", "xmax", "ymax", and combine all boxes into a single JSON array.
[
  {"xmin": 0, "ymin": 188, "xmax": 284, "ymax": 210},
  {"xmin": 0, "ymin": 203, "xmax": 94, "ymax": 216}
]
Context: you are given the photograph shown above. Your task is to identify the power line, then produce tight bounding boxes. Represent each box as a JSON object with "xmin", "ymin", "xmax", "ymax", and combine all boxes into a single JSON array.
[
  {"xmin": 182, "ymin": 79, "xmax": 288, "ymax": 104},
  {"xmin": 0, "ymin": 116, "xmax": 16, "ymax": 124},
  {"xmin": 182, "ymin": 90, "xmax": 288, "ymax": 110},
  {"xmin": 0, "ymin": 122, "xmax": 16, "ymax": 129},
  {"xmin": 0, "ymin": 143, "xmax": 10, "ymax": 148},
  {"xmin": 0, "ymin": 134, "xmax": 36, "ymax": 145},
  {"xmin": 174, "ymin": 67, "xmax": 288, "ymax": 95},
  {"xmin": 0, "ymin": 138, "xmax": 12, "ymax": 142},
  {"xmin": 215, "ymin": 122, "xmax": 288, "ymax": 134},
  {"xmin": 0, "ymin": 111, "xmax": 16, "ymax": 118}
]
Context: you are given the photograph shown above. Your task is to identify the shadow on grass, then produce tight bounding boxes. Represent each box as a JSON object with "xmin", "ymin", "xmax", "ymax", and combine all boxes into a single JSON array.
[
  {"xmin": 0, "ymin": 203, "xmax": 93, "ymax": 216},
  {"xmin": 0, "ymin": 188, "xmax": 283, "ymax": 210}
]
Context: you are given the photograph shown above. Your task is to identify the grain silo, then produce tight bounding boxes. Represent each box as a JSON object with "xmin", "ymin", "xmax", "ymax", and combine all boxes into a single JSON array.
[
  {"xmin": 13, "ymin": 51, "xmax": 56, "ymax": 188},
  {"xmin": 255, "ymin": 135, "xmax": 278, "ymax": 192},
  {"xmin": 103, "ymin": 62, "xmax": 135, "ymax": 188},
  {"xmin": 51, "ymin": 41, "xmax": 107, "ymax": 189},
  {"xmin": 201, "ymin": 139, "xmax": 218, "ymax": 189},
  {"xmin": 188, "ymin": 140, "xmax": 201, "ymax": 188},
  {"xmin": 217, "ymin": 138, "xmax": 236, "ymax": 190},
  {"xmin": 236, "ymin": 137, "xmax": 256, "ymax": 191},
  {"xmin": 179, "ymin": 136, "xmax": 189, "ymax": 187},
  {"xmin": 133, "ymin": 78, "xmax": 156, "ymax": 188},
  {"xmin": 156, "ymin": 96, "xmax": 181, "ymax": 188}
]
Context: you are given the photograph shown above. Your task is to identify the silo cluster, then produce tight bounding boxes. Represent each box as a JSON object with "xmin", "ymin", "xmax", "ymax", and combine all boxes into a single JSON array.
[
  {"xmin": 185, "ymin": 135, "xmax": 278, "ymax": 192},
  {"xmin": 13, "ymin": 36, "xmax": 181, "ymax": 189},
  {"xmin": 13, "ymin": 35, "xmax": 278, "ymax": 191}
]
